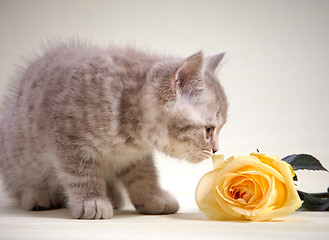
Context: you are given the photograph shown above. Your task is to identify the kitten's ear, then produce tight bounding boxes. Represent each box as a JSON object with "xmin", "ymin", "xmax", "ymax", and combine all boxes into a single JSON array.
[
  {"xmin": 172, "ymin": 51, "xmax": 204, "ymax": 97},
  {"xmin": 206, "ymin": 51, "xmax": 226, "ymax": 72}
]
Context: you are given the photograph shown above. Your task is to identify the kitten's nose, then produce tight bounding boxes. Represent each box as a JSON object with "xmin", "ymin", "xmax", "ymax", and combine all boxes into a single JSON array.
[{"xmin": 212, "ymin": 148, "xmax": 218, "ymax": 154}]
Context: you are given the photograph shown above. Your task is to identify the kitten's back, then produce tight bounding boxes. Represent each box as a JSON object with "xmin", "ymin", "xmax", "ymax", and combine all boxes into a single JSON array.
[{"xmin": 0, "ymin": 42, "xmax": 162, "ymax": 200}]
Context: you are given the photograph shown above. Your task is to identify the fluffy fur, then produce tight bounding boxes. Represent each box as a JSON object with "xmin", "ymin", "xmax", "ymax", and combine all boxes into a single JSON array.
[{"xmin": 0, "ymin": 41, "xmax": 228, "ymax": 219}]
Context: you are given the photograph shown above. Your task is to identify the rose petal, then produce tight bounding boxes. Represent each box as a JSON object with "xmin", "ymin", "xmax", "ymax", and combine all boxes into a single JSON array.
[
  {"xmin": 268, "ymin": 179, "xmax": 286, "ymax": 207},
  {"xmin": 212, "ymin": 154, "xmax": 225, "ymax": 170},
  {"xmin": 195, "ymin": 169, "xmax": 244, "ymax": 220},
  {"xmin": 250, "ymin": 152, "xmax": 275, "ymax": 165},
  {"xmin": 248, "ymin": 174, "xmax": 266, "ymax": 204},
  {"xmin": 228, "ymin": 176, "xmax": 275, "ymax": 218},
  {"xmin": 221, "ymin": 174, "xmax": 255, "ymax": 205},
  {"xmin": 222, "ymin": 170, "xmax": 272, "ymax": 209},
  {"xmin": 214, "ymin": 168, "xmax": 276, "ymax": 218},
  {"xmin": 242, "ymin": 180, "xmax": 255, "ymax": 203},
  {"xmin": 250, "ymin": 153, "xmax": 282, "ymax": 174},
  {"xmin": 196, "ymin": 154, "xmax": 302, "ymax": 222},
  {"xmin": 214, "ymin": 160, "xmax": 275, "ymax": 216},
  {"xmin": 252, "ymin": 152, "xmax": 296, "ymax": 181},
  {"xmin": 214, "ymin": 186, "xmax": 246, "ymax": 218},
  {"xmin": 222, "ymin": 173, "xmax": 243, "ymax": 205},
  {"xmin": 214, "ymin": 156, "xmax": 285, "ymax": 185},
  {"xmin": 248, "ymin": 160, "xmax": 302, "ymax": 221}
]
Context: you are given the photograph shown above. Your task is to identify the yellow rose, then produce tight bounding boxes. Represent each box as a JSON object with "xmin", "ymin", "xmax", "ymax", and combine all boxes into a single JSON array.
[{"xmin": 195, "ymin": 153, "xmax": 302, "ymax": 221}]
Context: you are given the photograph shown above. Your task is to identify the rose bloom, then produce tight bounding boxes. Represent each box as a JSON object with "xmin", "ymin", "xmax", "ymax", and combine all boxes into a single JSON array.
[{"xmin": 195, "ymin": 153, "xmax": 302, "ymax": 221}]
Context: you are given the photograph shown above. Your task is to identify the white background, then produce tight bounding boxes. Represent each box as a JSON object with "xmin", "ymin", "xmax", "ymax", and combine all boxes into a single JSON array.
[{"xmin": 0, "ymin": 0, "xmax": 328, "ymax": 200}]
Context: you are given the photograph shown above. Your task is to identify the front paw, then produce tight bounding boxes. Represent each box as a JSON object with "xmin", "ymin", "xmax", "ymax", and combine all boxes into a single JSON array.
[
  {"xmin": 135, "ymin": 191, "xmax": 179, "ymax": 215},
  {"xmin": 70, "ymin": 198, "xmax": 114, "ymax": 219}
]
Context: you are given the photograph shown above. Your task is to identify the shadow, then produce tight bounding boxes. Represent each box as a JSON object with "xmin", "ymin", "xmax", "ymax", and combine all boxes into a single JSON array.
[
  {"xmin": 0, "ymin": 201, "xmax": 288, "ymax": 223},
  {"xmin": 168, "ymin": 211, "xmax": 210, "ymax": 221},
  {"xmin": 168, "ymin": 211, "xmax": 286, "ymax": 223},
  {"xmin": 2, "ymin": 203, "xmax": 72, "ymax": 219},
  {"xmin": 0, "ymin": 192, "xmax": 71, "ymax": 219},
  {"xmin": 1, "ymin": 201, "xmax": 140, "ymax": 220},
  {"xmin": 114, "ymin": 208, "xmax": 210, "ymax": 221},
  {"xmin": 113, "ymin": 209, "xmax": 140, "ymax": 219}
]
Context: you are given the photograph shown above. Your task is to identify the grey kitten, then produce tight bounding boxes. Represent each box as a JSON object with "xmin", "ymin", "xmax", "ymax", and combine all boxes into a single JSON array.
[{"xmin": 0, "ymin": 41, "xmax": 228, "ymax": 219}]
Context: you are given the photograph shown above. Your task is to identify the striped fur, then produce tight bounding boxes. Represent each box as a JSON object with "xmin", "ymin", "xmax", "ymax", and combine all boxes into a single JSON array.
[{"xmin": 0, "ymin": 41, "xmax": 227, "ymax": 219}]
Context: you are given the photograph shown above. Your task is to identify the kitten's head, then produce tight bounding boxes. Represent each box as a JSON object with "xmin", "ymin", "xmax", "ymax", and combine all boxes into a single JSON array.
[{"xmin": 147, "ymin": 51, "xmax": 228, "ymax": 163}]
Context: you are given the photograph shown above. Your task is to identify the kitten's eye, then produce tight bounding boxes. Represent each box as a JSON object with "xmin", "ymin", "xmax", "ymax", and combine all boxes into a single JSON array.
[{"xmin": 205, "ymin": 126, "xmax": 214, "ymax": 140}]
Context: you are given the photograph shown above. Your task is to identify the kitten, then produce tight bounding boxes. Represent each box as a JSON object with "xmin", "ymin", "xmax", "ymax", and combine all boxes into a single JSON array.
[{"xmin": 0, "ymin": 41, "xmax": 228, "ymax": 219}]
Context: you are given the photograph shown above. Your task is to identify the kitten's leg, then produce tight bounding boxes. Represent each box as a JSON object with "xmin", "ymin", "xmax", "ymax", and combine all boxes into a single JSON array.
[
  {"xmin": 20, "ymin": 185, "xmax": 64, "ymax": 211},
  {"xmin": 21, "ymin": 188, "xmax": 56, "ymax": 211},
  {"xmin": 118, "ymin": 154, "xmax": 179, "ymax": 215},
  {"xmin": 58, "ymin": 152, "xmax": 113, "ymax": 219},
  {"xmin": 107, "ymin": 179, "xmax": 126, "ymax": 210}
]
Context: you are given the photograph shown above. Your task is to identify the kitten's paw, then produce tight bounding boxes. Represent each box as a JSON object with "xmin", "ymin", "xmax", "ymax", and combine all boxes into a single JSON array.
[
  {"xmin": 135, "ymin": 191, "xmax": 179, "ymax": 215},
  {"xmin": 107, "ymin": 181, "xmax": 126, "ymax": 210},
  {"xmin": 21, "ymin": 188, "xmax": 56, "ymax": 210},
  {"xmin": 71, "ymin": 198, "xmax": 114, "ymax": 219}
]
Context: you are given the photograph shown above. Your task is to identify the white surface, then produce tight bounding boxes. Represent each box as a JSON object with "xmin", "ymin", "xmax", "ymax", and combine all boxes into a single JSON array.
[
  {"xmin": 0, "ymin": 189, "xmax": 329, "ymax": 240},
  {"xmin": 1, "ymin": 0, "xmax": 329, "ymax": 193},
  {"xmin": 1, "ymin": 1, "xmax": 329, "ymax": 239}
]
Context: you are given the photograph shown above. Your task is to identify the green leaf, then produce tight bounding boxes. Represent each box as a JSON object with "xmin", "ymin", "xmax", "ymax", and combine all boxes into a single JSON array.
[
  {"xmin": 293, "ymin": 174, "xmax": 298, "ymax": 181},
  {"xmin": 282, "ymin": 154, "xmax": 328, "ymax": 171},
  {"xmin": 298, "ymin": 190, "xmax": 329, "ymax": 211}
]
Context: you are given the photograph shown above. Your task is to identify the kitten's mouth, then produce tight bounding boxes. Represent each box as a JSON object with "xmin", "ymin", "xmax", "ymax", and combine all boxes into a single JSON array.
[
  {"xmin": 164, "ymin": 142, "xmax": 212, "ymax": 163},
  {"xmin": 200, "ymin": 149, "xmax": 213, "ymax": 161},
  {"xmin": 184, "ymin": 149, "xmax": 213, "ymax": 164}
]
